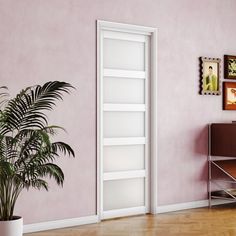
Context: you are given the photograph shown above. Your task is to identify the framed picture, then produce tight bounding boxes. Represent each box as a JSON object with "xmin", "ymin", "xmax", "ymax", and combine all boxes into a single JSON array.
[
  {"xmin": 223, "ymin": 82, "xmax": 236, "ymax": 110},
  {"xmin": 224, "ymin": 55, "xmax": 236, "ymax": 79},
  {"xmin": 200, "ymin": 57, "xmax": 221, "ymax": 95}
]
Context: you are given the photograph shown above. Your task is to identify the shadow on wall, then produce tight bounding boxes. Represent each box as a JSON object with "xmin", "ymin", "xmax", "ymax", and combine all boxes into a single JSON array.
[
  {"xmin": 194, "ymin": 125, "xmax": 208, "ymax": 183},
  {"xmin": 198, "ymin": 160, "xmax": 208, "ymax": 183},
  {"xmin": 194, "ymin": 124, "xmax": 208, "ymax": 156}
]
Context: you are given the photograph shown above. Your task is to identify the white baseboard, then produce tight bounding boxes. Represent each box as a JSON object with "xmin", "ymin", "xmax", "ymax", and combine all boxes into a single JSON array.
[
  {"xmin": 156, "ymin": 199, "xmax": 233, "ymax": 214},
  {"xmin": 23, "ymin": 215, "xmax": 99, "ymax": 234},
  {"xmin": 156, "ymin": 200, "xmax": 208, "ymax": 213},
  {"xmin": 23, "ymin": 199, "xmax": 234, "ymax": 234}
]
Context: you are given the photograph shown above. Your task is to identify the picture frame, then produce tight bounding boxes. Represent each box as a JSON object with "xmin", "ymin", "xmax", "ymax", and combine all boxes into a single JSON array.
[
  {"xmin": 224, "ymin": 55, "xmax": 236, "ymax": 79},
  {"xmin": 223, "ymin": 82, "xmax": 236, "ymax": 110},
  {"xmin": 200, "ymin": 57, "xmax": 221, "ymax": 95}
]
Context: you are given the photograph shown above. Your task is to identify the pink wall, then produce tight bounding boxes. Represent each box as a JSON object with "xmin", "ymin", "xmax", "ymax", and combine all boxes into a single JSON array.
[{"xmin": 0, "ymin": 0, "xmax": 236, "ymax": 224}]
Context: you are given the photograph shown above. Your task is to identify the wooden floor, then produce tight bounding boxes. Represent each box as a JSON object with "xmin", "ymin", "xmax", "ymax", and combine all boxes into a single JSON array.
[{"xmin": 26, "ymin": 204, "xmax": 236, "ymax": 236}]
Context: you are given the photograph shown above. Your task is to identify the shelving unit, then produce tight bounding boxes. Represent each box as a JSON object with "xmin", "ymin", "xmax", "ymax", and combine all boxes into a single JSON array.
[{"xmin": 209, "ymin": 123, "xmax": 236, "ymax": 207}]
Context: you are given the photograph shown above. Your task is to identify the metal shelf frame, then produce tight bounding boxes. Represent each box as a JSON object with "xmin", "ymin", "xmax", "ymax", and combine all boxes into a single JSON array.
[{"xmin": 208, "ymin": 124, "xmax": 236, "ymax": 207}]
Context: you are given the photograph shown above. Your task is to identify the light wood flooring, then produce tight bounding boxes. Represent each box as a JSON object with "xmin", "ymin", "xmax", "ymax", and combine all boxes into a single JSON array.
[{"xmin": 25, "ymin": 204, "xmax": 236, "ymax": 236}]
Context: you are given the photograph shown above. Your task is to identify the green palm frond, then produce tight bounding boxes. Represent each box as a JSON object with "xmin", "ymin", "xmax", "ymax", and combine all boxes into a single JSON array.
[
  {"xmin": 23, "ymin": 179, "xmax": 49, "ymax": 191},
  {"xmin": 0, "ymin": 135, "xmax": 18, "ymax": 161},
  {"xmin": 35, "ymin": 163, "xmax": 64, "ymax": 186},
  {"xmin": 0, "ymin": 86, "xmax": 8, "ymax": 107},
  {"xmin": 42, "ymin": 125, "xmax": 66, "ymax": 136},
  {"xmin": 0, "ymin": 81, "xmax": 75, "ymax": 220},
  {"xmin": 0, "ymin": 81, "xmax": 74, "ymax": 134},
  {"xmin": 0, "ymin": 161, "xmax": 14, "ymax": 177},
  {"xmin": 51, "ymin": 142, "xmax": 75, "ymax": 157}
]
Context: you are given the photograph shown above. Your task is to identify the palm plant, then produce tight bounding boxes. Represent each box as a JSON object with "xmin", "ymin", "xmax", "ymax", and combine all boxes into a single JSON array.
[{"xmin": 0, "ymin": 81, "xmax": 75, "ymax": 221}]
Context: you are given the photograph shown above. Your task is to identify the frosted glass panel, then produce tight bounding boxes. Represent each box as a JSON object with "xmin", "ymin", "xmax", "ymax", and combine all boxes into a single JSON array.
[
  {"xmin": 103, "ymin": 112, "xmax": 145, "ymax": 138},
  {"xmin": 104, "ymin": 77, "xmax": 145, "ymax": 104},
  {"xmin": 103, "ymin": 178, "xmax": 145, "ymax": 211},
  {"xmin": 103, "ymin": 39, "xmax": 145, "ymax": 71},
  {"xmin": 103, "ymin": 145, "xmax": 145, "ymax": 172}
]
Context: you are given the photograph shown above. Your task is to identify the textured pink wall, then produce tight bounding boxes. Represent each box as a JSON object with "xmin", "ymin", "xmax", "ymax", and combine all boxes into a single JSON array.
[{"xmin": 0, "ymin": 0, "xmax": 236, "ymax": 224}]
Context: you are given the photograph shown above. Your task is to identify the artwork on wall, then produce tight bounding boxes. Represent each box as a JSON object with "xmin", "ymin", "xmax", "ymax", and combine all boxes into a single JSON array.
[
  {"xmin": 200, "ymin": 57, "xmax": 221, "ymax": 95},
  {"xmin": 224, "ymin": 55, "xmax": 236, "ymax": 79},
  {"xmin": 223, "ymin": 82, "xmax": 236, "ymax": 110}
]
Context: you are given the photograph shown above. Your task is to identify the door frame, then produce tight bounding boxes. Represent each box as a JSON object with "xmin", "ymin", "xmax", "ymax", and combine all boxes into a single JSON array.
[{"xmin": 96, "ymin": 20, "xmax": 158, "ymax": 220}]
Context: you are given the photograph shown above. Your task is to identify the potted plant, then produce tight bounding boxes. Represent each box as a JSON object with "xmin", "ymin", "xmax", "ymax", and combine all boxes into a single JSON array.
[{"xmin": 0, "ymin": 81, "xmax": 75, "ymax": 236}]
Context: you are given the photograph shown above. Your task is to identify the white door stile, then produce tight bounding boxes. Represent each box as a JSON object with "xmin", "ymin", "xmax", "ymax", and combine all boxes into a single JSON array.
[
  {"xmin": 96, "ymin": 22, "xmax": 101, "ymax": 221},
  {"xmin": 144, "ymin": 35, "xmax": 150, "ymax": 212},
  {"xmin": 150, "ymin": 29, "xmax": 158, "ymax": 214},
  {"xmin": 98, "ymin": 29, "xmax": 104, "ymax": 220},
  {"xmin": 97, "ymin": 20, "xmax": 158, "ymax": 219}
]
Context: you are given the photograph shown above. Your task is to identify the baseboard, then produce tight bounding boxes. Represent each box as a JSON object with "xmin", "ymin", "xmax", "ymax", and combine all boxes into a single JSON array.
[
  {"xmin": 23, "ymin": 215, "xmax": 99, "ymax": 234},
  {"xmin": 156, "ymin": 200, "xmax": 208, "ymax": 213},
  {"xmin": 156, "ymin": 199, "xmax": 233, "ymax": 214},
  {"xmin": 23, "ymin": 199, "xmax": 234, "ymax": 233}
]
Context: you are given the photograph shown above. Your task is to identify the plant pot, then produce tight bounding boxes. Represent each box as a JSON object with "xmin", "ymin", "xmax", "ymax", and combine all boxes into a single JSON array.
[{"xmin": 0, "ymin": 216, "xmax": 23, "ymax": 236}]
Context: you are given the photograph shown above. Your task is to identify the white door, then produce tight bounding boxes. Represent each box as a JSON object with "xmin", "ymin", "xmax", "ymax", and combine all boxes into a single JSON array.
[{"xmin": 97, "ymin": 21, "xmax": 157, "ymax": 219}]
